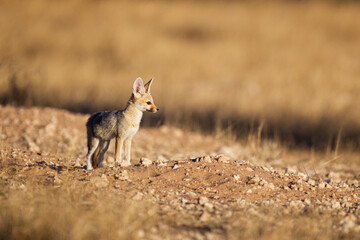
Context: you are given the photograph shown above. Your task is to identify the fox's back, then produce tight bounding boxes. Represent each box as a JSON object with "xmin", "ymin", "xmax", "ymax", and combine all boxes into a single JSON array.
[{"xmin": 87, "ymin": 111, "xmax": 122, "ymax": 140}]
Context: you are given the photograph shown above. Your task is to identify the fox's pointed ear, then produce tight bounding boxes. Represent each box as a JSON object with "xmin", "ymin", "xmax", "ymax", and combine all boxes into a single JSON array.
[
  {"xmin": 144, "ymin": 78, "xmax": 153, "ymax": 93},
  {"xmin": 133, "ymin": 77, "xmax": 145, "ymax": 98}
]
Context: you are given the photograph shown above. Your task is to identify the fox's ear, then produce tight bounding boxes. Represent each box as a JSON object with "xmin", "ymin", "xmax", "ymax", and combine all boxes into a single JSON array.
[
  {"xmin": 133, "ymin": 77, "xmax": 145, "ymax": 98},
  {"xmin": 144, "ymin": 78, "xmax": 153, "ymax": 93}
]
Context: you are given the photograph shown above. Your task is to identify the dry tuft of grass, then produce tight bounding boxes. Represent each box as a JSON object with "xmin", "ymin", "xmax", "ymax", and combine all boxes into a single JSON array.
[
  {"xmin": 0, "ymin": 178, "xmax": 156, "ymax": 240},
  {"xmin": 0, "ymin": 150, "xmax": 157, "ymax": 240},
  {"xmin": 227, "ymin": 212, "xmax": 344, "ymax": 240}
]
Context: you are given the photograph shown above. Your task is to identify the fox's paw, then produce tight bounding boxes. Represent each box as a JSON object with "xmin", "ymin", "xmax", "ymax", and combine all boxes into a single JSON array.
[
  {"xmin": 115, "ymin": 161, "xmax": 121, "ymax": 168},
  {"xmin": 86, "ymin": 165, "xmax": 93, "ymax": 170}
]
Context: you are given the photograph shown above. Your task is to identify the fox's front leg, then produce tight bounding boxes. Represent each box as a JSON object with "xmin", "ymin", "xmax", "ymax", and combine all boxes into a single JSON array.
[
  {"xmin": 115, "ymin": 137, "xmax": 124, "ymax": 167},
  {"xmin": 123, "ymin": 138, "xmax": 132, "ymax": 166}
]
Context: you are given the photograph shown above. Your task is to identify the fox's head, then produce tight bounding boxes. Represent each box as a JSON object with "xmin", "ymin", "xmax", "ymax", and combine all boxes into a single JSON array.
[{"xmin": 132, "ymin": 77, "xmax": 159, "ymax": 113}]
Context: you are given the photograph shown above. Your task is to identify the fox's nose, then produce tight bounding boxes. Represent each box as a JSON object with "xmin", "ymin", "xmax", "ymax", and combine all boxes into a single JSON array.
[{"xmin": 157, "ymin": 108, "xmax": 159, "ymax": 111}]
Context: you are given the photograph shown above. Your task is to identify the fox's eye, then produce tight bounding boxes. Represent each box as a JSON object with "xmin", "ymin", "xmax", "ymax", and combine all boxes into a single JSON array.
[{"xmin": 146, "ymin": 101, "xmax": 151, "ymax": 105}]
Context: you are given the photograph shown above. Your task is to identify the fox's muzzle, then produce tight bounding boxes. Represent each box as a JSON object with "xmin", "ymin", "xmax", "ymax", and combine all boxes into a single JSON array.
[{"xmin": 150, "ymin": 107, "xmax": 159, "ymax": 113}]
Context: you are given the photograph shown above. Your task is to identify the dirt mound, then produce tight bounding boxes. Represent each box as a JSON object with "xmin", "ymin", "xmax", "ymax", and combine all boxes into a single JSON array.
[{"xmin": 0, "ymin": 105, "xmax": 359, "ymax": 239}]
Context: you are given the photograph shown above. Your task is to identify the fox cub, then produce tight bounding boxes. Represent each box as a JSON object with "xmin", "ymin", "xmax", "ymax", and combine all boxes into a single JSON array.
[{"xmin": 86, "ymin": 77, "xmax": 159, "ymax": 170}]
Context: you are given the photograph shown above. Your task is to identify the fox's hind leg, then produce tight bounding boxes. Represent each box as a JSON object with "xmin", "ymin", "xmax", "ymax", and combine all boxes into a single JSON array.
[
  {"xmin": 91, "ymin": 145, "xmax": 100, "ymax": 169},
  {"xmin": 86, "ymin": 137, "xmax": 100, "ymax": 170},
  {"xmin": 98, "ymin": 140, "xmax": 110, "ymax": 168}
]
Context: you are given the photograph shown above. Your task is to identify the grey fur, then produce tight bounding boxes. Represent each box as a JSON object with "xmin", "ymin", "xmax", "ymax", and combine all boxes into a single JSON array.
[{"xmin": 87, "ymin": 111, "xmax": 122, "ymax": 142}]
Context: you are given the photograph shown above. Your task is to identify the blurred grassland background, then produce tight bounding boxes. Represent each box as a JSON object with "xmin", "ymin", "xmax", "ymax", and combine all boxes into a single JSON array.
[{"xmin": 0, "ymin": 0, "xmax": 360, "ymax": 150}]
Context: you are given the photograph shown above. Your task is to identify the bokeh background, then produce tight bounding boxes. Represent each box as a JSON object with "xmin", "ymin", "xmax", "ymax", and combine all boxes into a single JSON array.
[{"xmin": 1, "ymin": 0, "xmax": 359, "ymax": 150}]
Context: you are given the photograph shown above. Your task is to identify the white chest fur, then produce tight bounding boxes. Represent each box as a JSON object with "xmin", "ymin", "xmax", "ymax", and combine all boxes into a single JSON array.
[
  {"xmin": 118, "ymin": 101, "xmax": 143, "ymax": 140},
  {"xmin": 124, "ymin": 126, "xmax": 139, "ymax": 139}
]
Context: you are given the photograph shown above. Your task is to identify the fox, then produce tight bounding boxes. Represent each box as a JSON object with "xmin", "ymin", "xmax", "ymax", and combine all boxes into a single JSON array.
[{"xmin": 86, "ymin": 77, "xmax": 159, "ymax": 170}]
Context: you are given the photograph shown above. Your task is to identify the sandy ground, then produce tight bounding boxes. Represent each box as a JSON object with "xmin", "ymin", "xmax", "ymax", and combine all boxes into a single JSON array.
[{"xmin": 0, "ymin": 105, "xmax": 359, "ymax": 239}]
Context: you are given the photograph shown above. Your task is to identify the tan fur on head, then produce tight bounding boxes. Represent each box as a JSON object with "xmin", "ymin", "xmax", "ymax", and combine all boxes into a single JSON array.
[{"xmin": 131, "ymin": 78, "xmax": 159, "ymax": 112}]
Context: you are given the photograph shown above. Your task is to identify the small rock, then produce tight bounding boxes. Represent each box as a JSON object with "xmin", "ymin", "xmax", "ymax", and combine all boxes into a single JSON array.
[
  {"xmin": 235, "ymin": 160, "xmax": 246, "ymax": 165},
  {"xmin": 289, "ymin": 200, "xmax": 304, "ymax": 209},
  {"xmin": 319, "ymin": 182, "xmax": 327, "ymax": 188},
  {"xmin": 205, "ymin": 187, "xmax": 217, "ymax": 193},
  {"xmin": 173, "ymin": 164, "xmax": 179, "ymax": 170},
  {"xmin": 331, "ymin": 201, "xmax": 341, "ymax": 209},
  {"xmin": 247, "ymin": 207, "xmax": 258, "ymax": 215},
  {"xmin": 262, "ymin": 166, "xmax": 270, "ymax": 172},
  {"xmin": 247, "ymin": 175, "xmax": 261, "ymax": 185},
  {"xmin": 328, "ymin": 171, "xmax": 341, "ymax": 179},
  {"xmin": 199, "ymin": 196, "xmax": 209, "ymax": 205},
  {"xmin": 222, "ymin": 210, "xmax": 233, "ymax": 218},
  {"xmin": 156, "ymin": 155, "xmax": 168, "ymax": 166},
  {"xmin": 297, "ymin": 172, "xmax": 308, "ymax": 180},
  {"xmin": 307, "ymin": 179, "xmax": 316, "ymax": 186},
  {"xmin": 347, "ymin": 179, "xmax": 359, "ymax": 188},
  {"xmin": 233, "ymin": 174, "xmax": 240, "ymax": 182},
  {"xmin": 237, "ymin": 199, "xmax": 246, "ymax": 207},
  {"xmin": 199, "ymin": 211, "xmax": 211, "ymax": 222},
  {"xmin": 116, "ymin": 170, "xmax": 130, "ymax": 181},
  {"xmin": 342, "ymin": 202, "xmax": 352, "ymax": 208},
  {"xmin": 264, "ymin": 182, "xmax": 275, "ymax": 190},
  {"xmin": 214, "ymin": 154, "xmax": 231, "ymax": 163},
  {"xmin": 53, "ymin": 176, "xmax": 62, "ymax": 185},
  {"xmin": 285, "ymin": 167, "xmax": 297, "ymax": 175},
  {"xmin": 181, "ymin": 198, "xmax": 188, "ymax": 205},
  {"xmin": 282, "ymin": 185, "xmax": 291, "ymax": 191},
  {"xmin": 259, "ymin": 179, "xmax": 268, "ymax": 186},
  {"xmin": 132, "ymin": 192, "xmax": 143, "ymax": 200},
  {"xmin": 246, "ymin": 167, "xmax": 254, "ymax": 172},
  {"xmin": 93, "ymin": 174, "xmax": 109, "ymax": 188},
  {"xmin": 187, "ymin": 191, "xmax": 197, "ymax": 197},
  {"xmin": 201, "ymin": 155, "xmax": 212, "ymax": 163},
  {"xmin": 204, "ymin": 202, "xmax": 214, "ymax": 211},
  {"xmin": 74, "ymin": 158, "xmax": 82, "ymax": 167},
  {"xmin": 140, "ymin": 157, "xmax": 152, "ymax": 167}
]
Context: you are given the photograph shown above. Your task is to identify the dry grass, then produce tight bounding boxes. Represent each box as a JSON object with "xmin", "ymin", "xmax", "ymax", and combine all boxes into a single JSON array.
[
  {"xmin": 228, "ymin": 213, "xmax": 342, "ymax": 240},
  {"xmin": 0, "ymin": 169, "xmax": 155, "ymax": 240},
  {"xmin": 0, "ymin": 0, "xmax": 360, "ymax": 148}
]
